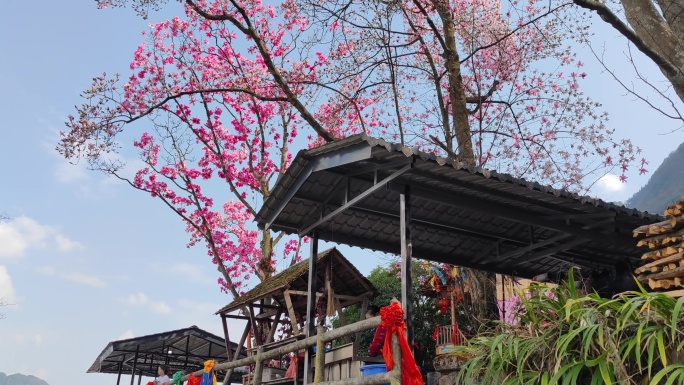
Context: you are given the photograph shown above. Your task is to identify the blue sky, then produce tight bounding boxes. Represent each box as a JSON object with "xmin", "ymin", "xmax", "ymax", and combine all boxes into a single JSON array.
[{"xmin": 0, "ymin": 2, "xmax": 683, "ymax": 385}]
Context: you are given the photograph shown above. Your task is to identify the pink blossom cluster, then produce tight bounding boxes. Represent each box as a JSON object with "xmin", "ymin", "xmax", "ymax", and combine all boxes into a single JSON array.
[{"xmin": 61, "ymin": 0, "xmax": 645, "ymax": 296}]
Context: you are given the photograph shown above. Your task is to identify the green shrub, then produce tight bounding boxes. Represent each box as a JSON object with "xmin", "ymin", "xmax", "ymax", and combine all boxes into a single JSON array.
[{"xmin": 453, "ymin": 270, "xmax": 684, "ymax": 385}]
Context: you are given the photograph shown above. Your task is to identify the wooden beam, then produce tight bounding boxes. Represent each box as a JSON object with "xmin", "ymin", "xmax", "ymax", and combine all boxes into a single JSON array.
[
  {"xmin": 334, "ymin": 296, "xmax": 350, "ymax": 344},
  {"xmin": 265, "ymin": 309, "xmax": 283, "ymax": 344},
  {"xmin": 283, "ymin": 291, "xmax": 300, "ymax": 335}
]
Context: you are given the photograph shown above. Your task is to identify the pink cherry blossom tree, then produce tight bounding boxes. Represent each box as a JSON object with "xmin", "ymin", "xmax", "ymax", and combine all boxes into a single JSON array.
[{"xmin": 59, "ymin": 0, "xmax": 645, "ymax": 317}]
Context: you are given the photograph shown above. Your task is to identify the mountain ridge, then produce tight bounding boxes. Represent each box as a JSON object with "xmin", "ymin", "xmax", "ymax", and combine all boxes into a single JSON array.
[
  {"xmin": 627, "ymin": 140, "xmax": 684, "ymax": 214},
  {"xmin": 0, "ymin": 372, "xmax": 50, "ymax": 385}
]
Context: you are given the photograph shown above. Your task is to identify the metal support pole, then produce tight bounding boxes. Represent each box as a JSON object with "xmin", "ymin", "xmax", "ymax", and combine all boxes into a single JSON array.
[
  {"xmin": 137, "ymin": 371, "xmax": 142, "ymax": 385},
  {"xmin": 116, "ymin": 362, "xmax": 123, "ymax": 385},
  {"xmin": 400, "ymin": 186, "xmax": 414, "ymax": 351},
  {"xmin": 184, "ymin": 335, "xmax": 191, "ymax": 372},
  {"xmin": 130, "ymin": 346, "xmax": 139, "ymax": 385},
  {"xmin": 303, "ymin": 231, "xmax": 319, "ymax": 385}
]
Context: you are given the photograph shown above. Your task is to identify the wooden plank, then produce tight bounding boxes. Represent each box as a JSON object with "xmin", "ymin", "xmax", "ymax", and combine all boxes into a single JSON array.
[
  {"xmin": 634, "ymin": 220, "xmax": 671, "ymax": 237},
  {"xmin": 283, "ymin": 291, "xmax": 300, "ymax": 336},
  {"xmin": 645, "ymin": 266, "xmax": 684, "ymax": 281},
  {"xmin": 637, "ymin": 229, "xmax": 684, "ymax": 249},
  {"xmin": 642, "ymin": 244, "xmax": 684, "ymax": 261},
  {"xmin": 265, "ymin": 308, "xmax": 283, "ymax": 344},
  {"xmin": 649, "ymin": 278, "xmax": 676, "ymax": 290},
  {"xmin": 664, "ymin": 289, "xmax": 684, "ymax": 298}
]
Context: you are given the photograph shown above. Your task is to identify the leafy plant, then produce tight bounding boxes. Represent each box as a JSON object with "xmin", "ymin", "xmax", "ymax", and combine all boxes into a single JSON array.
[{"xmin": 453, "ymin": 270, "xmax": 684, "ymax": 384}]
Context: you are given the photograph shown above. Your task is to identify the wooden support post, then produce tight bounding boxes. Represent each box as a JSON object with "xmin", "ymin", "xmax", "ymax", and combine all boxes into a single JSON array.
[
  {"xmin": 223, "ymin": 322, "xmax": 251, "ymax": 385},
  {"xmin": 324, "ymin": 261, "xmax": 332, "ymax": 322},
  {"xmin": 354, "ymin": 297, "xmax": 368, "ymax": 356},
  {"xmin": 253, "ymin": 347, "xmax": 265, "ymax": 385},
  {"xmin": 303, "ymin": 231, "xmax": 319, "ymax": 385},
  {"xmin": 333, "ymin": 297, "xmax": 348, "ymax": 343},
  {"xmin": 388, "ymin": 334, "xmax": 402, "ymax": 385},
  {"xmin": 249, "ymin": 304, "xmax": 263, "ymax": 347},
  {"xmin": 400, "ymin": 186, "xmax": 414, "ymax": 350},
  {"xmin": 266, "ymin": 309, "xmax": 283, "ymax": 344},
  {"xmin": 130, "ymin": 346, "xmax": 139, "ymax": 385},
  {"xmin": 450, "ymin": 290, "xmax": 456, "ymax": 327},
  {"xmin": 313, "ymin": 326, "xmax": 326, "ymax": 384},
  {"xmin": 222, "ymin": 315, "xmax": 233, "ymax": 361},
  {"xmin": 284, "ymin": 290, "xmax": 300, "ymax": 335}
]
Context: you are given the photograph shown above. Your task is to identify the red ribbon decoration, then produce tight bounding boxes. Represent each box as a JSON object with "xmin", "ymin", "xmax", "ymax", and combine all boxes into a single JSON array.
[{"xmin": 379, "ymin": 302, "xmax": 423, "ymax": 385}]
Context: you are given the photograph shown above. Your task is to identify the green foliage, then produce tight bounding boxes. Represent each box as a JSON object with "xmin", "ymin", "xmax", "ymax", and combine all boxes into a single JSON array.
[
  {"xmin": 627, "ymin": 140, "xmax": 684, "ymax": 214},
  {"xmin": 332, "ymin": 262, "xmax": 454, "ymax": 371},
  {"xmin": 453, "ymin": 270, "xmax": 684, "ymax": 384}
]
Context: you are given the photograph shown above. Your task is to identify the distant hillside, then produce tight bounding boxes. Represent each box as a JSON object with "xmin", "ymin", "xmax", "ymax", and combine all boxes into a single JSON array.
[
  {"xmin": 0, "ymin": 373, "xmax": 49, "ymax": 385},
  {"xmin": 627, "ymin": 141, "xmax": 684, "ymax": 214}
]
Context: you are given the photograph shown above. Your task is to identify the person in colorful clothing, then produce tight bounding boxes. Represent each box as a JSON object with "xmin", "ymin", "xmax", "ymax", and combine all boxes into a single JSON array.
[
  {"xmin": 154, "ymin": 365, "xmax": 171, "ymax": 385},
  {"xmin": 366, "ymin": 305, "xmax": 386, "ymax": 357}
]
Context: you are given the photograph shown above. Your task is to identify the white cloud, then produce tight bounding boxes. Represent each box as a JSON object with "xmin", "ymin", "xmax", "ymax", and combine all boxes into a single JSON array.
[
  {"xmin": 117, "ymin": 330, "xmax": 135, "ymax": 340},
  {"xmin": 169, "ymin": 263, "xmax": 211, "ymax": 284},
  {"xmin": 61, "ymin": 271, "xmax": 106, "ymax": 288},
  {"xmin": 121, "ymin": 292, "xmax": 149, "ymax": 306},
  {"xmin": 38, "ymin": 266, "xmax": 106, "ymax": 288},
  {"xmin": 151, "ymin": 302, "xmax": 172, "ymax": 314},
  {"xmin": 0, "ymin": 265, "xmax": 17, "ymax": 303},
  {"xmin": 54, "ymin": 161, "xmax": 88, "ymax": 184},
  {"xmin": 38, "ymin": 266, "xmax": 56, "ymax": 276},
  {"xmin": 34, "ymin": 334, "xmax": 43, "ymax": 345},
  {"xmin": 0, "ymin": 216, "xmax": 85, "ymax": 259},
  {"xmin": 178, "ymin": 299, "xmax": 223, "ymax": 314},
  {"xmin": 596, "ymin": 173, "xmax": 626, "ymax": 193},
  {"xmin": 119, "ymin": 292, "xmax": 172, "ymax": 314},
  {"xmin": 55, "ymin": 234, "xmax": 85, "ymax": 252},
  {"xmin": 35, "ymin": 368, "xmax": 48, "ymax": 380}
]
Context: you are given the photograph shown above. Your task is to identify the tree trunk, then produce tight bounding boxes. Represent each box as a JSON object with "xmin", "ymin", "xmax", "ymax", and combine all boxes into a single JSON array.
[
  {"xmin": 433, "ymin": 0, "xmax": 476, "ymax": 163},
  {"xmin": 464, "ymin": 269, "xmax": 497, "ymax": 329},
  {"xmin": 620, "ymin": 0, "xmax": 684, "ymax": 102}
]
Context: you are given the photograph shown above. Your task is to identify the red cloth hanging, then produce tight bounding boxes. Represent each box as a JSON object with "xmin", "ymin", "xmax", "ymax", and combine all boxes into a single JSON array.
[
  {"xmin": 284, "ymin": 354, "xmax": 298, "ymax": 378},
  {"xmin": 187, "ymin": 374, "xmax": 202, "ymax": 385},
  {"xmin": 379, "ymin": 302, "xmax": 423, "ymax": 385}
]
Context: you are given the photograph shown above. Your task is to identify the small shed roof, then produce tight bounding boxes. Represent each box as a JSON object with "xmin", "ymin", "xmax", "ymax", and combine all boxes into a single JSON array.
[
  {"xmin": 216, "ymin": 247, "xmax": 376, "ymax": 315},
  {"xmin": 87, "ymin": 326, "xmax": 244, "ymax": 377},
  {"xmin": 255, "ymin": 135, "xmax": 660, "ymax": 278}
]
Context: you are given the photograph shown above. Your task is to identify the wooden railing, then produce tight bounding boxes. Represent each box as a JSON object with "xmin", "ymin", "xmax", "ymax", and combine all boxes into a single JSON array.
[
  {"xmin": 168, "ymin": 317, "xmax": 402, "ymax": 385},
  {"xmin": 435, "ymin": 325, "xmax": 466, "ymax": 347}
]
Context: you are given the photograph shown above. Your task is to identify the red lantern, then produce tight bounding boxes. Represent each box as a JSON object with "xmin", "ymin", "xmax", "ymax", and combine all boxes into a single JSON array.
[{"xmin": 437, "ymin": 297, "xmax": 450, "ymax": 314}]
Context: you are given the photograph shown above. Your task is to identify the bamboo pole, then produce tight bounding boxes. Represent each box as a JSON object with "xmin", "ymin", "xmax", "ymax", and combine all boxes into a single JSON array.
[
  {"xmin": 253, "ymin": 347, "xmax": 264, "ymax": 385},
  {"xmin": 314, "ymin": 326, "xmax": 326, "ymax": 384},
  {"xmin": 168, "ymin": 317, "xmax": 381, "ymax": 385}
]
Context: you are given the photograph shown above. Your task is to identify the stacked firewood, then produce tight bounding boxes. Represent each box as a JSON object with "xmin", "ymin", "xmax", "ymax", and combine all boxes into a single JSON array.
[{"xmin": 633, "ymin": 198, "xmax": 684, "ymax": 292}]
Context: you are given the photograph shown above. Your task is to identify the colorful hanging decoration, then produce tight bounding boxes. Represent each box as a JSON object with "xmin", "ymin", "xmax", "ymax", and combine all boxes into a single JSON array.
[
  {"xmin": 379, "ymin": 302, "xmax": 423, "ymax": 385},
  {"xmin": 437, "ymin": 297, "xmax": 450, "ymax": 314},
  {"xmin": 187, "ymin": 374, "xmax": 202, "ymax": 385},
  {"xmin": 173, "ymin": 372, "xmax": 184, "ymax": 385},
  {"xmin": 200, "ymin": 360, "xmax": 216, "ymax": 385}
]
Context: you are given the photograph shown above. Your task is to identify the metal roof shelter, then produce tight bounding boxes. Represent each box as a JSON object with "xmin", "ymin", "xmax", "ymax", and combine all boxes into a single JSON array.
[
  {"xmin": 255, "ymin": 134, "xmax": 661, "ymax": 382},
  {"xmin": 88, "ymin": 326, "xmax": 245, "ymax": 385},
  {"xmin": 212, "ymin": 248, "xmax": 377, "ymax": 385},
  {"xmin": 216, "ymin": 247, "xmax": 376, "ymax": 317}
]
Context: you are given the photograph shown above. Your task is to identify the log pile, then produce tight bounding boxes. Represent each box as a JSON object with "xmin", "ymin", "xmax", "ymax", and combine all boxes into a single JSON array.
[{"xmin": 633, "ymin": 198, "xmax": 684, "ymax": 295}]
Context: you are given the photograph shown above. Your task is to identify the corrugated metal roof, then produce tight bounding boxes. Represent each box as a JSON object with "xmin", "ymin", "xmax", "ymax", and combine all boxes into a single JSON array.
[
  {"xmin": 257, "ymin": 135, "xmax": 660, "ymax": 278},
  {"xmin": 87, "ymin": 326, "xmax": 243, "ymax": 378},
  {"xmin": 216, "ymin": 247, "xmax": 376, "ymax": 315}
]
